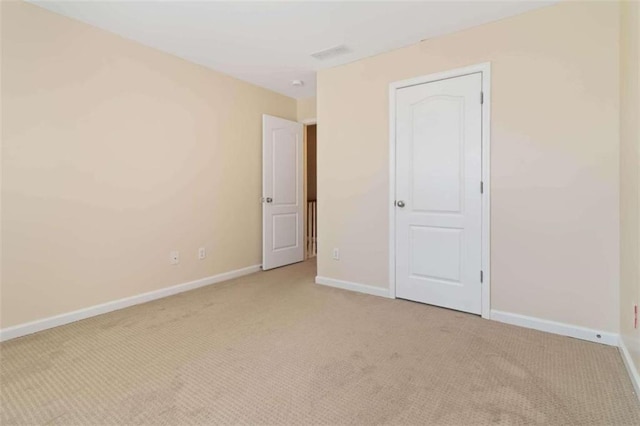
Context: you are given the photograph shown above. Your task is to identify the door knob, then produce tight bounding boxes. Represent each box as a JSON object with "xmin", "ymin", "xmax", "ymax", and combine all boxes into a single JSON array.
[
  {"xmin": 396, "ymin": 200, "xmax": 405, "ymax": 208},
  {"xmin": 265, "ymin": 197, "xmax": 273, "ymax": 203}
]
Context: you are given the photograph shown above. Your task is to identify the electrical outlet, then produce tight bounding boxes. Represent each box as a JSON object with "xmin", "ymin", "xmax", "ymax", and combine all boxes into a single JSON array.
[
  {"xmin": 170, "ymin": 251, "xmax": 179, "ymax": 265},
  {"xmin": 198, "ymin": 247, "xmax": 206, "ymax": 260},
  {"xmin": 332, "ymin": 248, "xmax": 340, "ymax": 260}
]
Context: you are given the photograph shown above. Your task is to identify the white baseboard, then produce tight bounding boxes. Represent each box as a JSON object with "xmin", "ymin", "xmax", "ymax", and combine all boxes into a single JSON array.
[
  {"xmin": 315, "ymin": 276, "xmax": 392, "ymax": 298},
  {"xmin": 619, "ymin": 336, "xmax": 640, "ymax": 400},
  {"xmin": 0, "ymin": 264, "xmax": 262, "ymax": 342},
  {"xmin": 491, "ymin": 309, "xmax": 618, "ymax": 346}
]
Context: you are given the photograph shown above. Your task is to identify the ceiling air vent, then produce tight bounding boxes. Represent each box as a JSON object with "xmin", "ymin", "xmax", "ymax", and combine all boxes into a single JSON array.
[{"xmin": 310, "ymin": 44, "xmax": 351, "ymax": 61}]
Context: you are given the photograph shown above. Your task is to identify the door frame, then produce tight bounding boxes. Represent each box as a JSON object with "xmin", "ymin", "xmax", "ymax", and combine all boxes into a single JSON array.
[{"xmin": 388, "ymin": 62, "xmax": 492, "ymax": 319}]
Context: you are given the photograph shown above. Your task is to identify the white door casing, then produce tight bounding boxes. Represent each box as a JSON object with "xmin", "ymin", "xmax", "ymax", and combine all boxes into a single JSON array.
[
  {"xmin": 393, "ymin": 71, "xmax": 485, "ymax": 315},
  {"xmin": 262, "ymin": 114, "xmax": 304, "ymax": 270}
]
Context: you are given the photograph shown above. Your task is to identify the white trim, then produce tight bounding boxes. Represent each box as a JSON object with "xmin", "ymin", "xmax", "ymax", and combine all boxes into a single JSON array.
[
  {"xmin": 479, "ymin": 65, "xmax": 492, "ymax": 320},
  {"xmin": 491, "ymin": 309, "xmax": 618, "ymax": 346},
  {"xmin": 388, "ymin": 62, "xmax": 492, "ymax": 318},
  {"xmin": 315, "ymin": 276, "xmax": 392, "ymax": 298},
  {"xmin": 0, "ymin": 264, "xmax": 262, "ymax": 342},
  {"xmin": 389, "ymin": 84, "xmax": 397, "ymax": 298},
  {"xmin": 301, "ymin": 118, "xmax": 317, "ymax": 125},
  {"xmin": 619, "ymin": 336, "xmax": 640, "ymax": 400}
]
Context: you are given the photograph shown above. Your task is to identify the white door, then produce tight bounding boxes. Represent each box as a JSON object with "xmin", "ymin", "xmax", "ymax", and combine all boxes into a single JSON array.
[
  {"xmin": 395, "ymin": 73, "xmax": 483, "ymax": 314},
  {"xmin": 262, "ymin": 114, "xmax": 304, "ymax": 270}
]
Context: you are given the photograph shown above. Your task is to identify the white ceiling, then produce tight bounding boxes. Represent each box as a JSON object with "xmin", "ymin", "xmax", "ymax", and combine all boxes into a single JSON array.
[{"xmin": 30, "ymin": 1, "xmax": 556, "ymax": 99}]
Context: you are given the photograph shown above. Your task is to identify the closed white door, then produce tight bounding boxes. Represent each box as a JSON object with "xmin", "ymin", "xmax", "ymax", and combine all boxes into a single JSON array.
[
  {"xmin": 262, "ymin": 114, "xmax": 304, "ymax": 270},
  {"xmin": 395, "ymin": 73, "xmax": 483, "ymax": 314}
]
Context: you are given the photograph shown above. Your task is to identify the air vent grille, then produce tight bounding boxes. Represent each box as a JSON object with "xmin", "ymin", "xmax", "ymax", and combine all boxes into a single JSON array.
[{"xmin": 310, "ymin": 44, "xmax": 351, "ymax": 61}]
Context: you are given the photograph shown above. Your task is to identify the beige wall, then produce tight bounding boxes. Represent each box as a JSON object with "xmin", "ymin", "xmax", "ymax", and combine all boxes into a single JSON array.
[
  {"xmin": 317, "ymin": 1, "xmax": 621, "ymax": 332},
  {"xmin": 0, "ymin": 2, "xmax": 296, "ymax": 328},
  {"xmin": 620, "ymin": 0, "xmax": 640, "ymax": 371},
  {"xmin": 297, "ymin": 97, "xmax": 317, "ymax": 123}
]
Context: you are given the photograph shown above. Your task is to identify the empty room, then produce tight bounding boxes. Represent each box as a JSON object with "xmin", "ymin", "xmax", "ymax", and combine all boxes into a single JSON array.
[{"xmin": 1, "ymin": 0, "xmax": 639, "ymax": 424}]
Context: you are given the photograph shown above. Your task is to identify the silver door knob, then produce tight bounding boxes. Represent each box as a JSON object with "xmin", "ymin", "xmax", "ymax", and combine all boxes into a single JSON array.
[
  {"xmin": 265, "ymin": 197, "xmax": 273, "ymax": 203},
  {"xmin": 396, "ymin": 200, "xmax": 405, "ymax": 208}
]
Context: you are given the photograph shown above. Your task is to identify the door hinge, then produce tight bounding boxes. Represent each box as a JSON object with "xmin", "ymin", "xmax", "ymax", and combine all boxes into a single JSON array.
[
  {"xmin": 480, "ymin": 91, "xmax": 484, "ymax": 104},
  {"xmin": 480, "ymin": 270, "xmax": 484, "ymax": 283},
  {"xmin": 480, "ymin": 181, "xmax": 484, "ymax": 194}
]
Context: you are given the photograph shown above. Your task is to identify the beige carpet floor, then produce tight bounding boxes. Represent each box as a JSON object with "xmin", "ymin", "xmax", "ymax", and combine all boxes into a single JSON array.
[{"xmin": 1, "ymin": 259, "xmax": 639, "ymax": 425}]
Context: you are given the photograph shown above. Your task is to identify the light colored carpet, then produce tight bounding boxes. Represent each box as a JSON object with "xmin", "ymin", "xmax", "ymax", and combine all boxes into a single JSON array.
[{"xmin": 1, "ymin": 259, "xmax": 639, "ymax": 425}]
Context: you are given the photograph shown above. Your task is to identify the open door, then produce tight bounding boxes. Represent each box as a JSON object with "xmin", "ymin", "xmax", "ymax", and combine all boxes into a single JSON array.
[{"xmin": 262, "ymin": 114, "xmax": 304, "ymax": 270}]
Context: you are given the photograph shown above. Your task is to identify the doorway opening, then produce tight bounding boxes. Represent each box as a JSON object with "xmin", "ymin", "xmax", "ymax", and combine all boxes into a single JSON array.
[{"xmin": 305, "ymin": 124, "xmax": 317, "ymax": 259}]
